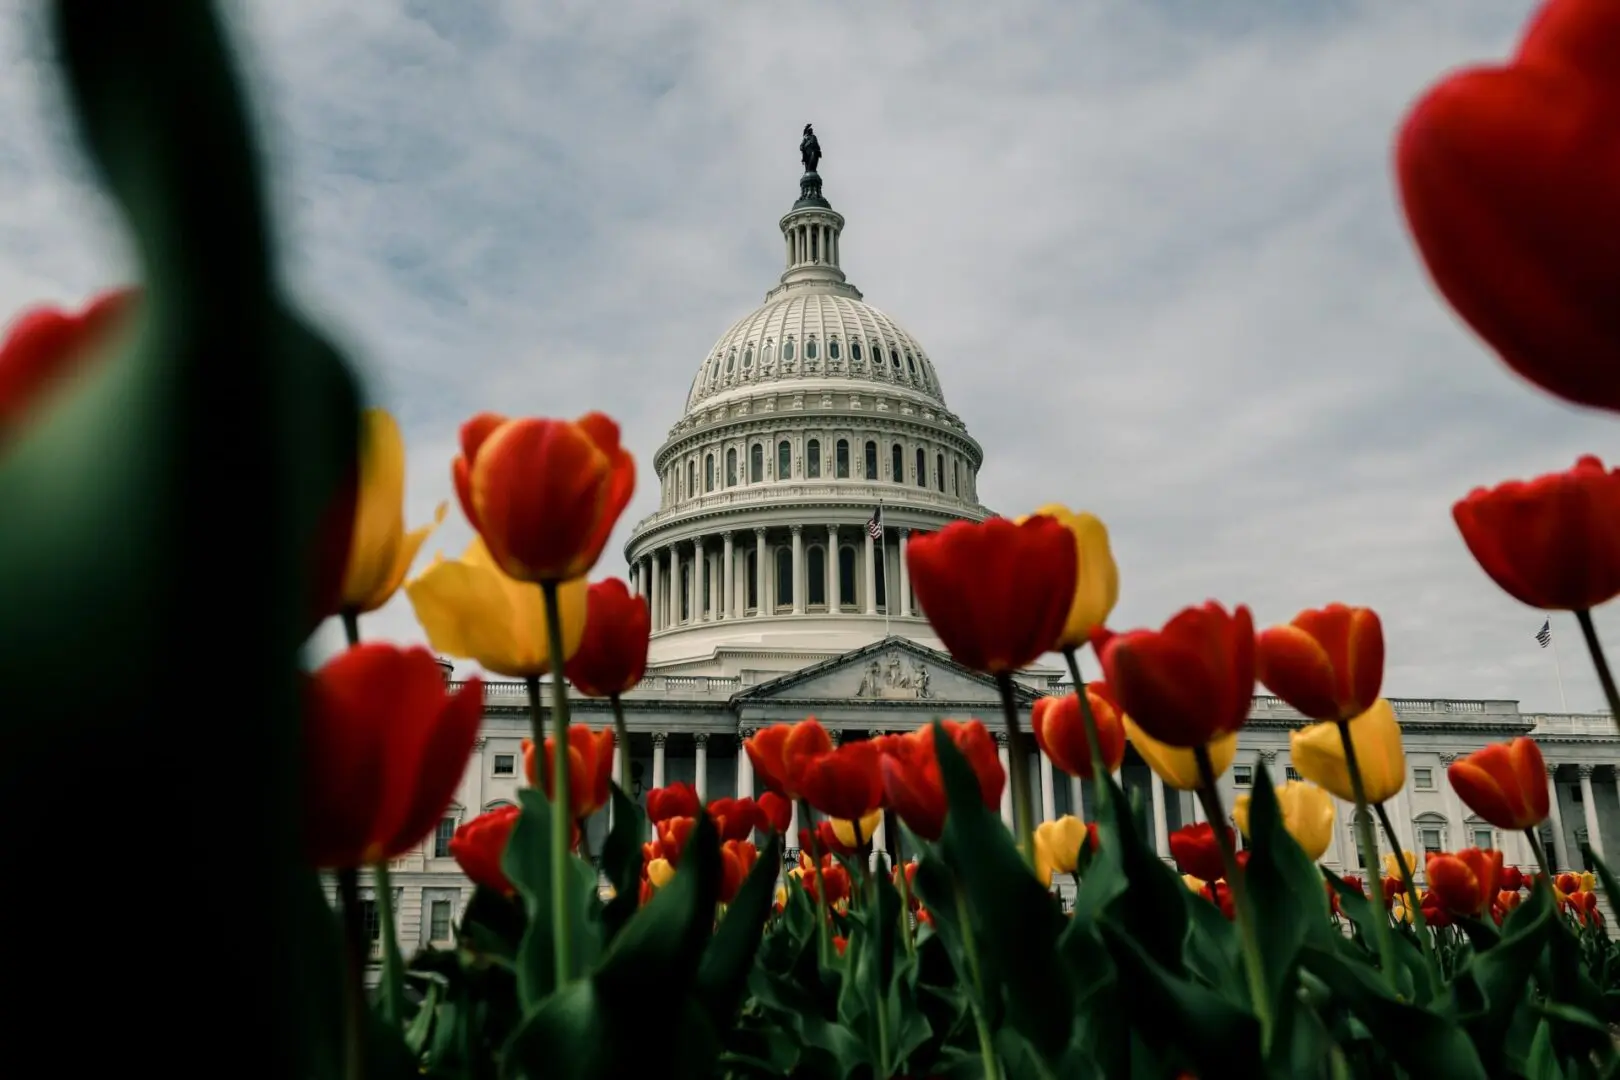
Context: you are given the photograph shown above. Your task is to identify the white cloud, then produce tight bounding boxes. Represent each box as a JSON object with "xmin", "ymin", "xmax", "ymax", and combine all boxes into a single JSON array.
[{"xmin": 2, "ymin": 0, "xmax": 1615, "ymax": 711}]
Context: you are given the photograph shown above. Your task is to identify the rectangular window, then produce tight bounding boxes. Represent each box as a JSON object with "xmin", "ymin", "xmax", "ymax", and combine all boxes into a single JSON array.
[
  {"xmin": 1472, "ymin": 828, "xmax": 1493, "ymax": 850},
  {"xmin": 361, "ymin": 900, "xmax": 381, "ymax": 943},
  {"xmin": 1232, "ymin": 764, "xmax": 1253, "ymax": 787},
  {"xmin": 433, "ymin": 816, "xmax": 456, "ymax": 858},
  {"xmin": 1420, "ymin": 827, "xmax": 1442, "ymax": 854},
  {"xmin": 807, "ymin": 441, "xmax": 821, "ymax": 478},
  {"xmin": 1571, "ymin": 784, "xmax": 1583, "ymax": 804},
  {"xmin": 493, "ymin": 754, "xmax": 515, "ymax": 776},
  {"xmin": 836, "ymin": 441, "xmax": 850, "ymax": 479},
  {"xmin": 429, "ymin": 899, "xmax": 453, "ymax": 942},
  {"xmin": 1412, "ymin": 767, "xmax": 1434, "ymax": 790},
  {"xmin": 1285, "ymin": 766, "xmax": 1301, "ymax": 781},
  {"xmin": 864, "ymin": 442, "xmax": 878, "ymax": 480}
]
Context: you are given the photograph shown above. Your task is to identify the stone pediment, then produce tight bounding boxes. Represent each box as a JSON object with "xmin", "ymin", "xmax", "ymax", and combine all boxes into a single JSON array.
[{"xmin": 732, "ymin": 637, "xmax": 1041, "ymax": 706}]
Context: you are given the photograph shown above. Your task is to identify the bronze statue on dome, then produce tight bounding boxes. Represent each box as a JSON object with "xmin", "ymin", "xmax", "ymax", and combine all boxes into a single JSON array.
[{"xmin": 801, "ymin": 124, "xmax": 821, "ymax": 174}]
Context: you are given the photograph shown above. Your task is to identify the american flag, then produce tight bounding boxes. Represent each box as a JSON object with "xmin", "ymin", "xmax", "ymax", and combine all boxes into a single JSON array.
[
  {"xmin": 866, "ymin": 505, "xmax": 883, "ymax": 539},
  {"xmin": 1536, "ymin": 618, "xmax": 1553, "ymax": 649}
]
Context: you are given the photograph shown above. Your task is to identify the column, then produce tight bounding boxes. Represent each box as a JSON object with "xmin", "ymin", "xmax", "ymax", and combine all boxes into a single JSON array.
[
  {"xmin": 1547, "ymin": 763, "xmax": 1569, "ymax": 870},
  {"xmin": 737, "ymin": 729, "xmax": 755, "ymax": 798},
  {"xmin": 652, "ymin": 733, "xmax": 667, "ymax": 789},
  {"xmin": 790, "ymin": 525, "xmax": 805, "ymax": 615},
  {"xmin": 995, "ymin": 733, "xmax": 1014, "ymax": 828},
  {"xmin": 1150, "ymin": 770, "xmax": 1171, "ymax": 858},
  {"xmin": 826, "ymin": 525, "xmax": 840, "ymax": 612},
  {"xmin": 694, "ymin": 734, "xmax": 709, "ymax": 801},
  {"xmin": 691, "ymin": 537, "xmax": 705, "ymax": 623},
  {"xmin": 863, "ymin": 528, "xmax": 877, "ymax": 614},
  {"xmin": 1040, "ymin": 751, "xmax": 1057, "ymax": 823},
  {"xmin": 754, "ymin": 529, "xmax": 767, "ymax": 617},
  {"xmin": 609, "ymin": 742, "xmax": 623, "ymax": 827},
  {"xmin": 721, "ymin": 532, "xmax": 734, "ymax": 619},
  {"xmin": 870, "ymin": 814, "xmax": 888, "ymax": 872},
  {"xmin": 1579, "ymin": 764, "xmax": 1603, "ymax": 859},
  {"xmin": 649, "ymin": 549, "xmax": 662, "ymax": 631},
  {"xmin": 898, "ymin": 529, "xmax": 912, "ymax": 617},
  {"xmin": 1071, "ymin": 776, "xmax": 1084, "ymax": 821}
]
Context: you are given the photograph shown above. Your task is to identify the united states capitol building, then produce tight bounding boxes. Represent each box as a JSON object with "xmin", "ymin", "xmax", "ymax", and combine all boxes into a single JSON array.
[{"xmin": 357, "ymin": 130, "xmax": 1620, "ymax": 954}]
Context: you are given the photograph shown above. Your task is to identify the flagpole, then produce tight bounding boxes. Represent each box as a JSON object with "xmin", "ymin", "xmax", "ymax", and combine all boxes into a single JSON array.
[
  {"xmin": 1550, "ymin": 616, "xmax": 1571, "ymax": 713},
  {"xmin": 879, "ymin": 499, "xmax": 890, "ymax": 640}
]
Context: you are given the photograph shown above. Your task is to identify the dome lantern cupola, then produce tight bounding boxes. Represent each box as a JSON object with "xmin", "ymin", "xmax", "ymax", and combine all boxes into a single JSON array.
[{"xmin": 769, "ymin": 124, "xmax": 861, "ymax": 302}]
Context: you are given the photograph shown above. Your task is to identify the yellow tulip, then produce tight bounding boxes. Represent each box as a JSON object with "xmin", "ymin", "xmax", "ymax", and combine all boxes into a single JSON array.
[
  {"xmin": 405, "ymin": 536, "xmax": 587, "ymax": 677},
  {"xmin": 832, "ymin": 809, "xmax": 884, "ymax": 848},
  {"xmin": 774, "ymin": 885, "xmax": 788, "ymax": 909},
  {"xmin": 1034, "ymin": 815, "xmax": 1090, "ymax": 887},
  {"xmin": 1290, "ymin": 699, "xmax": 1406, "ymax": 804},
  {"xmin": 1232, "ymin": 780, "xmax": 1336, "ymax": 862},
  {"xmin": 1581, "ymin": 871, "xmax": 1597, "ymax": 893},
  {"xmin": 647, "ymin": 857, "xmax": 674, "ymax": 888},
  {"xmin": 340, "ymin": 408, "xmax": 447, "ymax": 613},
  {"xmin": 1019, "ymin": 505, "xmax": 1119, "ymax": 650},
  {"xmin": 1182, "ymin": 873, "xmax": 1206, "ymax": 893},
  {"xmin": 1124, "ymin": 717, "xmax": 1238, "ymax": 791},
  {"xmin": 1383, "ymin": 850, "xmax": 1417, "ymax": 880}
]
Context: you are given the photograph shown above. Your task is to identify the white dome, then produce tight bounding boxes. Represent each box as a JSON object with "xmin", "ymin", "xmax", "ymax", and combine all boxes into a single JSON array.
[{"xmin": 686, "ymin": 293, "xmax": 947, "ymax": 414}]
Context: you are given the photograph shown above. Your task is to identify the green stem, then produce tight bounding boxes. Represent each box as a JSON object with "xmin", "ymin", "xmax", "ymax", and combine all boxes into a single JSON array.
[
  {"xmin": 341, "ymin": 609, "xmax": 360, "ymax": 648},
  {"xmin": 335, "ymin": 868, "xmax": 368, "ymax": 1080},
  {"xmin": 1374, "ymin": 801, "xmax": 1434, "ymax": 964},
  {"xmin": 801, "ymin": 798, "xmax": 832, "ymax": 968},
  {"xmin": 952, "ymin": 877, "xmax": 1002, "ymax": 1080},
  {"xmin": 1576, "ymin": 610, "xmax": 1620, "ymax": 735},
  {"xmin": 371, "ymin": 862, "xmax": 406, "ymax": 1027},
  {"xmin": 995, "ymin": 673, "xmax": 1037, "ymax": 868},
  {"xmin": 869, "ymin": 852, "xmax": 891, "ymax": 1077},
  {"xmin": 1063, "ymin": 647, "xmax": 1111, "ymax": 805},
  {"xmin": 1333, "ymin": 718, "xmax": 1401, "ymax": 993},
  {"xmin": 888, "ymin": 808, "xmax": 916, "ymax": 957},
  {"xmin": 1527, "ymin": 826, "xmax": 1555, "ymax": 883},
  {"xmin": 540, "ymin": 579, "xmax": 576, "ymax": 987},
  {"xmin": 609, "ymin": 692, "xmax": 631, "ymax": 794},
  {"xmin": 1194, "ymin": 746, "xmax": 1272, "ymax": 1049}
]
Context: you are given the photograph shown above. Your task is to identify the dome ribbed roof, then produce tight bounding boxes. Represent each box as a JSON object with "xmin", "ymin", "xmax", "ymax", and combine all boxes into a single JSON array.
[{"xmin": 685, "ymin": 293, "xmax": 945, "ymax": 413}]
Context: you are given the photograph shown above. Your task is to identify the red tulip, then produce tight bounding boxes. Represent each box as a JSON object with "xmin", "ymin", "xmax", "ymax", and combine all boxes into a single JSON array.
[
  {"xmin": 718, "ymin": 840, "xmax": 758, "ymax": 904},
  {"xmin": 1427, "ymin": 848, "xmax": 1503, "ymax": 918},
  {"xmin": 1256, "ymin": 604, "xmax": 1384, "ymax": 722},
  {"xmin": 802, "ymin": 819, "xmax": 857, "ymax": 858},
  {"xmin": 745, "ymin": 719, "xmax": 834, "ymax": 801},
  {"xmin": 564, "ymin": 578, "xmax": 649, "ymax": 697},
  {"xmin": 303, "ymin": 644, "xmax": 485, "ymax": 868},
  {"xmin": 756, "ymin": 791, "xmax": 792, "ymax": 833},
  {"xmin": 453, "ymin": 411, "xmax": 635, "ymax": 583},
  {"xmin": 1395, "ymin": 0, "xmax": 1620, "ymax": 414},
  {"xmin": 1169, "ymin": 822, "xmax": 1233, "ymax": 885},
  {"xmin": 1453, "ymin": 456, "xmax": 1620, "ymax": 611},
  {"xmin": 1097, "ymin": 602, "xmax": 1256, "ymax": 748},
  {"xmin": 450, "ymin": 806, "xmax": 520, "ymax": 896},
  {"xmin": 653, "ymin": 816, "xmax": 697, "ymax": 867},
  {"xmin": 646, "ymin": 782, "xmax": 701, "ymax": 823},
  {"xmin": 524, "ymin": 725, "xmax": 615, "ymax": 821},
  {"xmin": 707, "ymin": 797, "xmax": 767, "ymax": 843},
  {"xmin": 1447, "ymin": 738, "xmax": 1551, "ymax": 830},
  {"xmin": 906, "ymin": 516, "xmax": 1077, "ymax": 675},
  {"xmin": 879, "ymin": 720, "xmax": 1005, "ymax": 841},
  {"xmin": 0, "ymin": 289, "xmax": 138, "ymax": 438},
  {"xmin": 797, "ymin": 740, "xmax": 884, "ymax": 824},
  {"xmin": 1501, "ymin": 865, "xmax": 1525, "ymax": 892},
  {"xmin": 1031, "ymin": 686, "xmax": 1127, "ymax": 778}
]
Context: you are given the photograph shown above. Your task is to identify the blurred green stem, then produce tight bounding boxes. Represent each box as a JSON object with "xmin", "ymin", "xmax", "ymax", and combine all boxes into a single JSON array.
[
  {"xmin": 888, "ymin": 809, "xmax": 916, "ymax": 957},
  {"xmin": 610, "ymin": 693, "xmax": 631, "ymax": 793},
  {"xmin": 952, "ymin": 877, "xmax": 1003, "ymax": 1080},
  {"xmin": 995, "ymin": 673, "xmax": 1037, "ymax": 868},
  {"xmin": 1576, "ymin": 610, "xmax": 1620, "ymax": 735},
  {"xmin": 1064, "ymin": 647, "xmax": 1111, "ymax": 810},
  {"xmin": 1526, "ymin": 827, "xmax": 1555, "ymax": 883},
  {"xmin": 1334, "ymin": 719, "xmax": 1401, "ymax": 992},
  {"xmin": 540, "ymin": 579, "xmax": 575, "ymax": 987},
  {"xmin": 801, "ymin": 798, "xmax": 832, "ymax": 968},
  {"xmin": 1194, "ymin": 746, "xmax": 1272, "ymax": 1049},
  {"xmin": 1374, "ymin": 801, "xmax": 1434, "ymax": 963},
  {"xmin": 335, "ymin": 868, "xmax": 368, "ymax": 1080}
]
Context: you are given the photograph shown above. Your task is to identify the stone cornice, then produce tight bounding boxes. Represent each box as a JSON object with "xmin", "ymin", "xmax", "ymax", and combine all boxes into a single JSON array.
[
  {"xmin": 628, "ymin": 500, "xmax": 985, "ymax": 554},
  {"xmin": 653, "ymin": 408, "xmax": 983, "ymax": 473}
]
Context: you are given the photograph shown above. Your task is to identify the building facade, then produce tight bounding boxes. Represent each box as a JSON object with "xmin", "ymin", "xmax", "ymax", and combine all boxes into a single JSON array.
[{"xmin": 350, "ymin": 136, "xmax": 1620, "ymax": 957}]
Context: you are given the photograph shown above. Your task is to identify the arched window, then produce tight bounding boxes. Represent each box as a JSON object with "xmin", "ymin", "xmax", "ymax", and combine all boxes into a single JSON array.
[
  {"xmin": 836, "ymin": 439, "xmax": 850, "ymax": 479},
  {"xmin": 828, "ymin": 338, "xmax": 841, "ymax": 361},
  {"xmin": 705, "ymin": 454, "xmax": 715, "ymax": 492},
  {"xmin": 775, "ymin": 548, "xmax": 793, "ymax": 610},
  {"xmin": 864, "ymin": 441, "xmax": 878, "ymax": 480},
  {"xmin": 743, "ymin": 345, "xmax": 754, "ymax": 368},
  {"xmin": 875, "ymin": 550, "xmax": 887, "ymax": 609},
  {"xmin": 915, "ymin": 448, "xmax": 926, "ymax": 488},
  {"xmin": 746, "ymin": 550, "xmax": 758, "ymax": 611},
  {"xmin": 936, "ymin": 453, "xmax": 945, "ymax": 492},
  {"xmin": 680, "ymin": 563, "xmax": 691, "ymax": 622},
  {"xmin": 749, "ymin": 444, "xmax": 764, "ymax": 483},
  {"xmin": 805, "ymin": 338, "xmax": 819, "ymax": 361},
  {"xmin": 890, "ymin": 348, "xmax": 901, "ymax": 368},
  {"xmin": 783, "ymin": 338, "xmax": 796, "ymax": 362},
  {"xmin": 874, "ymin": 344, "xmax": 886, "ymax": 367},
  {"xmin": 762, "ymin": 342, "xmax": 774, "ymax": 366},
  {"xmin": 687, "ymin": 461, "xmax": 696, "ymax": 498},
  {"xmin": 952, "ymin": 460, "xmax": 959, "ymax": 495},
  {"xmin": 808, "ymin": 546, "xmax": 826, "ymax": 607},
  {"xmin": 778, "ymin": 440, "xmax": 791, "ymax": 480},
  {"xmin": 890, "ymin": 444, "xmax": 903, "ymax": 482},
  {"xmin": 726, "ymin": 349, "xmax": 737, "ymax": 374},
  {"xmin": 839, "ymin": 546, "xmax": 857, "ymax": 608},
  {"xmin": 806, "ymin": 439, "xmax": 821, "ymax": 479},
  {"xmin": 850, "ymin": 340, "xmax": 862, "ymax": 363},
  {"xmin": 906, "ymin": 353, "xmax": 918, "ymax": 376},
  {"xmin": 726, "ymin": 448, "xmax": 738, "ymax": 487}
]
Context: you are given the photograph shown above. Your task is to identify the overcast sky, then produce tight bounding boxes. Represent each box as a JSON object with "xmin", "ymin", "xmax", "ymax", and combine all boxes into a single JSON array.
[{"xmin": 2, "ymin": 0, "xmax": 1615, "ymax": 712}]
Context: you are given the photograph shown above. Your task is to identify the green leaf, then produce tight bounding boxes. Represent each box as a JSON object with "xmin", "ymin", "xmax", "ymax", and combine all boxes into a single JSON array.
[
  {"xmin": 695, "ymin": 833, "xmax": 782, "ymax": 1029},
  {"xmin": 1099, "ymin": 922, "xmax": 1263, "ymax": 1075},
  {"xmin": 1243, "ymin": 764, "xmax": 1334, "ymax": 1020},
  {"xmin": 503, "ymin": 788, "xmax": 598, "ymax": 1006},
  {"xmin": 1451, "ymin": 883, "xmax": 1554, "ymax": 1067},
  {"xmin": 596, "ymin": 782, "xmax": 645, "ymax": 941},
  {"xmin": 926, "ymin": 722, "xmax": 1073, "ymax": 1059},
  {"xmin": 1298, "ymin": 942, "xmax": 1488, "ymax": 1080},
  {"xmin": 1087, "ymin": 763, "xmax": 1193, "ymax": 976},
  {"xmin": 458, "ymin": 885, "xmax": 526, "ymax": 965}
]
